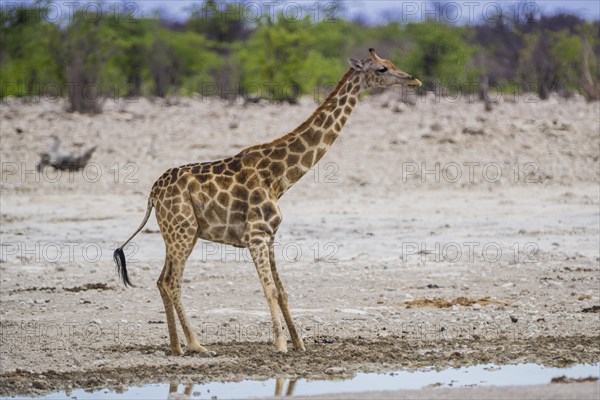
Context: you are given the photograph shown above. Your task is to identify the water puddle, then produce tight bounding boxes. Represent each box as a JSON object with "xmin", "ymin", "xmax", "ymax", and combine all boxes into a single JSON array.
[{"xmin": 12, "ymin": 363, "xmax": 600, "ymax": 399}]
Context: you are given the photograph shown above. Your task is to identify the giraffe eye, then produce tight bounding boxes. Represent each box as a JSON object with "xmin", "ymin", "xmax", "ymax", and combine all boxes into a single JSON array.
[{"xmin": 377, "ymin": 66, "xmax": 388, "ymax": 73}]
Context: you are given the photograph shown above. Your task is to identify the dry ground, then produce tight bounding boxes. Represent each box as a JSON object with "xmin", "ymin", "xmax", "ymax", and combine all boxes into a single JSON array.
[{"xmin": 1, "ymin": 91, "xmax": 599, "ymax": 397}]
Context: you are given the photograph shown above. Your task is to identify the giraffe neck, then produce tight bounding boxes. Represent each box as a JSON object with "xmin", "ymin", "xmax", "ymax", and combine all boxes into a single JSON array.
[{"xmin": 267, "ymin": 68, "xmax": 364, "ymax": 198}]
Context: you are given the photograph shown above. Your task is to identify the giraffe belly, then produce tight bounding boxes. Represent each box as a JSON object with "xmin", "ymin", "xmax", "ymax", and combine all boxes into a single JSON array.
[{"xmin": 194, "ymin": 201, "xmax": 246, "ymax": 248}]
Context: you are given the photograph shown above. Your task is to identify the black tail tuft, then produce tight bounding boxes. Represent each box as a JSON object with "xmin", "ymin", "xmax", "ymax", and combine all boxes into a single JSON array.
[{"xmin": 114, "ymin": 247, "xmax": 133, "ymax": 287}]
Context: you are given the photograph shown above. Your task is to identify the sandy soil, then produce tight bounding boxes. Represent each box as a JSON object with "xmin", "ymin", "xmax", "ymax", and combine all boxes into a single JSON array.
[{"xmin": 0, "ymin": 90, "xmax": 599, "ymax": 398}]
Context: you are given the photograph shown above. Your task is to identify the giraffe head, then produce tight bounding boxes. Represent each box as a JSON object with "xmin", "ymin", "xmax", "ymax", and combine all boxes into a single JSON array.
[{"xmin": 348, "ymin": 48, "xmax": 422, "ymax": 89}]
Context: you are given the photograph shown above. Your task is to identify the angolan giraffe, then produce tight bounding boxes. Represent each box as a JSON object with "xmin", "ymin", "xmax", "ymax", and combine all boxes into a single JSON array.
[{"xmin": 113, "ymin": 49, "xmax": 421, "ymax": 355}]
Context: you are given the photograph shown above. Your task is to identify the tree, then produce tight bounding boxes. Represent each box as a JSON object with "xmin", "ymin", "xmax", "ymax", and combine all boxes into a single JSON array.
[
  {"xmin": 0, "ymin": 1, "xmax": 63, "ymax": 98},
  {"xmin": 146, "ymin": 22, "xmax": 222, "ymax": 97},
  {"xmin": 187, "ymin": 0, "xmax": 250, "ymax": 43},
  {"xmin": 62, "ymin": 9, "xmax": 121, "ymax": 113},
  {"xmin": 236, "ymin": 15, "xmax": 345, "ymax": 102},
  {"xmin": 401, "ymin": 21, "xmax": 481, "ymax": 92},
  {"xmin": 519, "ymin": 26, "xmax": 595, "ymax": 98}
]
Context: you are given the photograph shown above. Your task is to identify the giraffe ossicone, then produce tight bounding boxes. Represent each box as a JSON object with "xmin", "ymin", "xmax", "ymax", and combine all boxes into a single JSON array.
[{"xmin": 113, "ymin": 49, "xmax": 421, "ymax": 355}]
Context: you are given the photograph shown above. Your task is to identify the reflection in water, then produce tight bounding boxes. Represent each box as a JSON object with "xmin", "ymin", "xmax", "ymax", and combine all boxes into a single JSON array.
[
  {"xmin": 167, "ymin": 378, "xmax": 297, "ymax": 399},
  {"xmin": 168, "ymin": 383, "xmax": 193, "ymax": 399},
  {"xmin": 274, "ymin": 378, "xmax": 297, "ymax": 396},
  {"xmin": 22, "ymin": 363, "xmax": 600, "ymax": 400}
]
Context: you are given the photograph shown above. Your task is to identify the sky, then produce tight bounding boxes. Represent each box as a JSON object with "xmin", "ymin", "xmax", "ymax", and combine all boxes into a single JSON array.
[
  {"xmin": 128, "ymin": 0, "xmax": 600, "ymax": 23},
  {"xmin": 4, "ymin": 0, "xmax": 600, "ymax": 24}
]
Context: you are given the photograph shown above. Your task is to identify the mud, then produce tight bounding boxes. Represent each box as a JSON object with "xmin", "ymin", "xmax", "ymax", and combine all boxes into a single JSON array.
[
  {"xmin": 404, "ymin": 297, "xmax": 509, "ymax": 308},
  {"xmin": 1, "ymin": 336, "xmax": 599, "ymax": 397},
  {"xmin": 551, "ymin": 376, "xmax": 599, "ymax": 384}
]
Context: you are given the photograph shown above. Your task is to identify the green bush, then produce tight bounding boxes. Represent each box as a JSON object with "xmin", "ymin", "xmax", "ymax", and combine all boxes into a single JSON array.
[
  {"xmin": 1, "ymin": 2, "xmax": 598, "ymax": 109},
  {"xmin": 400, "ymin": 21, "xmax": 482, "ymax": 91},
  {"xmin": 0, "ymin": 3, "xmax": 63, "ymax": 98},
  {"xmin": 235, "ymin": 15, "xmax": 345, "ymax": 102}
]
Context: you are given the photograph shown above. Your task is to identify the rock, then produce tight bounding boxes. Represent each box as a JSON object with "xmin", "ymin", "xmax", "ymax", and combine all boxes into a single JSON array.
[
  {"xmin": 462, "ymin": 127, "xmax": 485, "ymax": 136},
  {"xmin": 37, "ymin": 136, "xmax": 96, "ymax": 172},
  {"xmin": 430, "ymin": 123, "xmax": 442, "ymax": 131},
  {"xmin": 325, "ymin": 367, "xmax": 346, "ymax": 375},
  {"xmin": 32, "ymin": 380, "xmax": 47, "ymax": 390},
  {"xmin": 392, "ymin": 103, "xmax": 406, "ymax": 113}
]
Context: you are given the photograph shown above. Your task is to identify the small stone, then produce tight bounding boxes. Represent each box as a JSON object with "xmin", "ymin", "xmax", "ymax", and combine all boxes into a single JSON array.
[
  {"xmin": 462, "ymin": 127, "xmax": 485, "ymax": 135},
  {"xmin": 325, "ymin": 367, "xmax": 346, "ymax": 375},
  {"xmin": 32, "ymin": 380, "xmax": 47, "ymax": 389},
  {"xmin": 392, "ymin": 103, "xmax": 406, "ymax": 113},
  {"xmin": 430, "ymin": 123, "xmax": 442, "ymax": 131}
]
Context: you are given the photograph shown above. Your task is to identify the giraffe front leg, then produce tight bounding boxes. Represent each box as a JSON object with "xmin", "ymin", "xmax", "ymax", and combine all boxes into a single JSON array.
[
  {"xmin": 269, "ymin": 240, "xmax": 306, "ymax": 351},
  {"xmin": 248, "ymin": 237, "xmax": 287, "ymax": 353}
]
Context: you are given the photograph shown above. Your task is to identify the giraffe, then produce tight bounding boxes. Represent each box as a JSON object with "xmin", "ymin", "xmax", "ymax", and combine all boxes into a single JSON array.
[{"xmin": 113, "ymin": 49, "xmax": 421, "ymax": 355}]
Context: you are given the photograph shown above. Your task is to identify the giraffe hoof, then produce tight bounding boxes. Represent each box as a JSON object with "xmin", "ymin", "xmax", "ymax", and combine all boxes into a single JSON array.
[
  {"xmin": 170, "ymin": 347, "xmax": 184, "ymax": 356},
  {"xmin": 294, "ymin": 343, "xmax": 306, "ymax": 352},
  {"xmin": 274, "ymin": 336, "xmax": 288, "ymax": 353},
  {"xmin": 188, "ymin": 343, "xmax": 209, "ymax": 353},
  {"xmin": 275, "ymin": 343, "xmax": 288, "ymax": 353}
]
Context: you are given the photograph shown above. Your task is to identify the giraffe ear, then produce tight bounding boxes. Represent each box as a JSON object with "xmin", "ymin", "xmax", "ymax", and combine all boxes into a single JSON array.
[{"xmin": 348, "ymin": 58, "xmax": 364, "ymax": 71}]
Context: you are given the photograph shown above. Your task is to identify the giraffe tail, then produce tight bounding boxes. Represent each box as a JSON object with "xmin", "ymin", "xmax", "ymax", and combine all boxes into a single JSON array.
[{"xmin": 113, "ymin": 197, "xmax": 155, "ymax": 288}]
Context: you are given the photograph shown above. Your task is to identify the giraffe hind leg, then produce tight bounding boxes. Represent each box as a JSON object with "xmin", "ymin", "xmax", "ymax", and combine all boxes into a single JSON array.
[
  {"xmin": 155, "ymin": 184, "xmax": 209, "ymax": 355},
  {"xmin": 158, "ymin": 259, "xmax": 213, "ymax": 356},
  {"xmin": 172, "ymin": 256, "xmax": 209, "ymax": 354},
  {"xmin": 157, "ymin": 261, "xmax": 183, "ymax": 355},
  {"xmin": 159, "ymin": 233, "xmax": 210, "ymax": 354}
]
